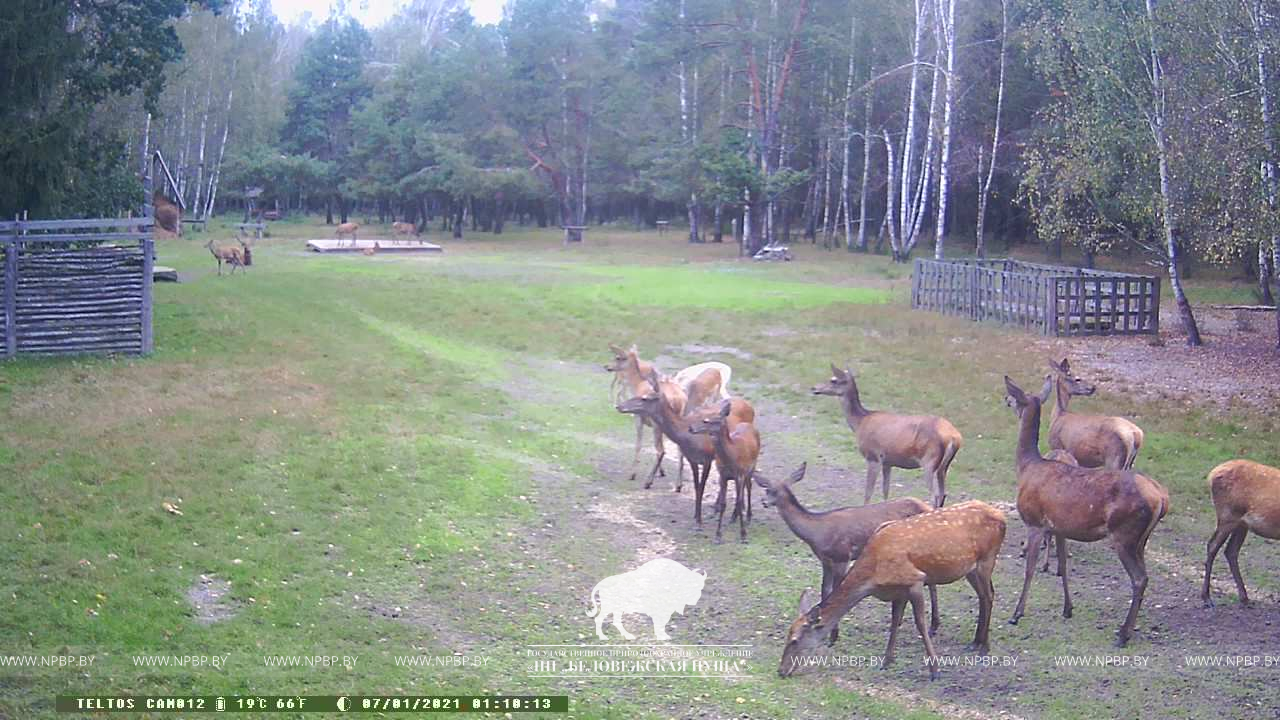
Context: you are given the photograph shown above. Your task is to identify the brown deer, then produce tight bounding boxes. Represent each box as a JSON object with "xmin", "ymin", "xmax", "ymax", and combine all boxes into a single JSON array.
[
  {"xmin": 689, "ymin": 399, "xmax": 761, "ymax": 543},
  {"xmin": 204, "ymin": 238, "xmax": 245, "ymax": 275},
  {"xmin": 391, "ymin": 221, "xmax": 417, "ymax": 238},
  {"xmin": 812, "ymin": 364, "xmax": 962, "ymax": 508},
  {"xmin": 778, "ymin": 501, "xmax": 1006, "ymax": 679},
  {"xmin": 1003, "ymin": 375, "xmax": 1169, "ymax": 647},
  {"xmin": 1202, "ymin": 459, "xmax": 1280, "ymax": 607},
  {"xmin": 616, "ymin": 371, "xmax": 753, "ymax": 528},
  {"xmin": 754, "ymin": 462, "xmax": 938, "ymax": 645},
  {"xmin": 336, "ymin": 222, "xmax": 360, "ymax": 245},
  {"xmin": 237, "ymin": 235, "xmax": 253, "ymax": 267},
  {"xmin": 1047, "ymin": 358, "xmax": 1144, "ymax": 470},
  {"xmin": 605, "ymin": 345, "xmax": 734, "ymax": 486}
]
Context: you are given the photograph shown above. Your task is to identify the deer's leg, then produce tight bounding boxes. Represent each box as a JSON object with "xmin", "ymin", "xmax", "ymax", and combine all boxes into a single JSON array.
[
  {"xmin": 881, "ymin": 463, "xmax": 893, "ymax": 501},
  {"xmin": 645, "ymin": 428, "xmax": 665, "ymax": 489},
  {"xmin": 745, "ymin": 470, "xmax": 753, "ymax": 521},
  {"xmin": 963, "ymin": 570, "xmax": 992, "ymax": 654},
  {"xmin": 908, "ymin": 585, "xmax": 941, "ymax": 680},
  {"xmin": 863, "ymin": 460, "xmax": 880, "ymax": 505},
  {"xmin": 1223, "ymin": 525, "xmax": 1251, "ymax": 607},
  {"xmin": 736, "ymin": 476, "xmax": 749, "ymax": 543},
  {"xmin": 883, "ymin": 598, "xmax": 907, "ymax": 667},
  {"xmin": 1202, "ymin": 520, "xmax": 1240, "ymax": 607},
  {"xmin": 1057, "ymin": 534, "xmax": 1073, "ymax": 618},
  {"xmin": 1113, "ymin": 537, "xmax": 1150, "ymax": 647},
  {"xmin": 693, "ymin": 462, "xmax": 711, "ymax": 526},
  {"xmin": 928, "ymin": 583, "xmax": 940, "ymax": 636},
  {"xmin": 629, "ymin": 417, "xmax": 644, "ymax": 484},
  {"xmin": 653, "ymin": 424, "xmax": 667, "ymax": 478},
  {"xmin": 675, "ymin": 449, "xmax": 683, "ymax": 487},
  {"xmin": 1010, "ymin": 526, "xmax": 1045, "ymax": 625},
  {"xmin": 713, "ymin": 469, "xmax": 730, "ymax": 543}
]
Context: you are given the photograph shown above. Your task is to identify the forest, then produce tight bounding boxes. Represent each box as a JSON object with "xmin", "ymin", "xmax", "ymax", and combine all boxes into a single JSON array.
[{"xmin": 2, "ymin": 0, "xmax": 1279, "ymax": 345}]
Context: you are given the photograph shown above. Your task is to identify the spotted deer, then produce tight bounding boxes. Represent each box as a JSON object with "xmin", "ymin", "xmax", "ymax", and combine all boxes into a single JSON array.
[
  {"xmin": 812, "ymin": 364, "xmax": 962, "ymax": 508},
  {"xmin": 778, "ymin": 501, "xmax": 1006, "ymax": 679}
]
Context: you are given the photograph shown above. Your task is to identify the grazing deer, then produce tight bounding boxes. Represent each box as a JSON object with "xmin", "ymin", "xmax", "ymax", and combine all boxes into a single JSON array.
[
  {"xmin": 778, "ymin": 501, "xmax": 1006, "ymax": 679},
  {"xmin": 617, "ymin": 372, "xmax": 753, "ymax": 528},
  {"xmin": 1202, "ymin": 459, "xmax": 1280, "ymax": 607},
  {"xmin": 755, "ymin": 462, "xmax": 938, "ymax": 645},
  {"xmin": 689, "ymin": 399, "xmax": 761, "ymax": 543},
  {"xmin": 605, "ymin": 344, "xmax": 734, "ymax": 485},
  {"xmin": 237, "ymin": 235, "xmax": 253, "ymax": 267},
  {"xmin": 812, "ymin": 364, "xmax": 962, "ymax": 508},
  {"xmin": 1047, "ymin": 358, "xmax": 1144, "ymax": 470},
  {"xmin": 204, "ymin": 238, "xmax": 245, "ymax": 275},
  {"xmin": 336, "ymin": 222, "xmax": 360, "ymax": 245},
  {"xmin": 392, "ymin": 221, "xmax": 417, "ymax": 238},
  {"xmin": 1003, "ymin": 375, "xmax": 1169, "ymax": 647}
]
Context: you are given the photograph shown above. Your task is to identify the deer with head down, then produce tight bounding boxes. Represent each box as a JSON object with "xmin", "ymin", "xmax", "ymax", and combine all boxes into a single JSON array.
[
  {"xmin": 1003, "ymin": 375, "xmax": 1169, "ymax": 647},
  {"xmin": 616, "ymin": 371, "xmax": 754, "ymax": 530},
  {"xmin": 689, "ymin": 399, "xmax": 760, "ymax": 543},
  {"xmin": 778, "ymin": 500, "xmax": 1006, "ymax": 679},
  {"xmin": 1202, "ymin": 459, "xmax": 1280, "ymax": 607},
  {"xmin": 812, "ymin": 364, "xmax": 962, "ymax": 508},
  {"xmin": 1047, "ymin": 358, "xmax": 1144, "ymax": 470},
  {"xmin": 605, "ymin": 344, "xmax": 734, "ymax": 486},
  {"xmin": 755, "ymin": 462, "xmax": 939, "ymax": 645}
]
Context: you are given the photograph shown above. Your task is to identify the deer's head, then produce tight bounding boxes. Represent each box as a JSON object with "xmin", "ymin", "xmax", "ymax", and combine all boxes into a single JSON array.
[
  {"xmin": 688, "ymin": 399, "xmax": 734, "ymax": 436},
  {"xmin": 1004, "ymin": 375, "xmax": 1052, "ymax": 419},
  {"xmin": 778, "ymin": 588, "xmax": 825, "ymax": 677},
  {"xmin": 1048, "ymin": 358, "xmax": 1096, "ymax": 397},
  {"xmin": 615, "ymin": 370, "xmax": 663, "ymax": 417},
  {"xmin": 754, "ymin": 462, "xmax": 806, "ymax": 509},
  {"xmin": 811, "ymin": 363, "xmax": 854, "ymax": 396}
]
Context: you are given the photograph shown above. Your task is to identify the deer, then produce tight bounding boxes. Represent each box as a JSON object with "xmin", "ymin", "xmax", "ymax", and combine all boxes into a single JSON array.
[
  {"xmin": 1202, "ymin": 459, "xmax": 1280, "ymax": 608},
  {"xmin": 204, "ymin": 238, "xmax": 245, "ymax": 275},
  {"xmin": 812, "ymin": 364, "xmax": 962, "ymax": 508},
  {"xmin": 616, "ymin": 371, "xmax": 753, "ymax": 530},
  {"xmin": 688, "ymin": 399, "xmax": 761, "ymax": 543},
  {"xmin": 1003, "ymin": 375, "xmax": 1169, "ymax": 647},
  {"xmin": 605, "ymin": 344, "xmax": 734, "ymax": 486},
  {"xmin": 237, "ymin": 234, "xmax": 253, "ymax": 267},
  {"xmin": 754, "ymin": 462, "xmax": 938, "ymax": 645},
  {"xmin": 778, "ymin": 500, "xmax": 1006, "ymax": 680},
  {"xmin": 1047, "ymin": 358, "xmax": 1144, "ymax": 470},
  {"xmin": 391, "ymin": 221, "xmax": 417, "ymax": 238},
  {"xmin": 335, "ymin": 222, "xmax": 360, "ymax": 245}
]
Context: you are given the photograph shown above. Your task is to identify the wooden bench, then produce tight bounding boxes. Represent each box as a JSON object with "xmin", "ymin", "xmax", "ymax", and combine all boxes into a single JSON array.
[{"xmin": 236, "ymin": 222, "xmax": 267, "ymax": 241}]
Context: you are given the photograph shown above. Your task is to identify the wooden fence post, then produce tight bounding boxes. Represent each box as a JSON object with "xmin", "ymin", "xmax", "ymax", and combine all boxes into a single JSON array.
[
  {"xmin": 3, "ymin": 234, "xmax": 14, "ymax": 358},
  {"xmin": 141, "ymin": 234, "xmax": 154, "ymax": 354}
]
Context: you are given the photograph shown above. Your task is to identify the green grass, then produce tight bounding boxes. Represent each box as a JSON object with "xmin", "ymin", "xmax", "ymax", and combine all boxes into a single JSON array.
[{"xmin": 1, "ymin": 221, "xmax": 1277, "ymax": 719}]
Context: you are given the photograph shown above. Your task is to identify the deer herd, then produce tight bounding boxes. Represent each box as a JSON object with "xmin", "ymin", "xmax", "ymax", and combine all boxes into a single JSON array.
[{"xmin": 606, "ymin": 346, "xmax": 1278, "ymax": 679}]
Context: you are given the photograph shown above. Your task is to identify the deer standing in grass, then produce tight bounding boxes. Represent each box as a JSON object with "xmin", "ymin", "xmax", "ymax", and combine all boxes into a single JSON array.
[
  {"xmin": 336, "ymin": 222, "xmax": 360, "ymax": 245},
  {"xmin": 1047, "ymin": 358, "xmax": 1144, "ymax": 470},
  {"xmin": 392, "ymin": 221, "xmax": 417, "ymax": 238},
  {"xmin": 689, "ymin": 399, "xmax": 760, "ymax": 543},
  {"xmin": 812, "ymin": 364, "xmax": 962, "ymax": 508},
  {"xmin": 755, "ymin": 462, "xmax": 939, "ymax": 645},
  {"xmin": 778, "ymin": 501, "xmax": 1006, "ymax": 679},
  {"xmin": 204, "ymin": 238, "xmax": 245, "ymax": 275},
  {"xmin": 1202, "ymin": 459, "xmax": 1280, "ymax": 607},
  {"xmin": 616, "ymin": 371, "xmax": 753, "ymax": 529},
  {"xmin": 605, "ymin": 344, "xmax": 732, "ymax": 485},
  {"xmin": 1003, "ymin": 376, "xmax": 1169, "ymax": 647}
]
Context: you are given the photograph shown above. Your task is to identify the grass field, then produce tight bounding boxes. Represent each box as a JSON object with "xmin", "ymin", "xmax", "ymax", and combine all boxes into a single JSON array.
[{"xmin": 2, "ymin": 219, "xmax": 1278, "ymax": 719}]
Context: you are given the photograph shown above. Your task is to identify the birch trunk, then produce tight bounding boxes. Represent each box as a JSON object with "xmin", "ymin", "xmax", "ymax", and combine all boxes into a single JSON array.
[
  {"xmin": 975, "ymin": 0, "xmax": 1007, "ymax": 259},
  {"xmin": 902, "ymin": 35, "xmax": 942, "ymax": 259},
  {"xmin": 840, "ymin": 6, "xmax": 857, "ymax": 250},
  {"xmin": 932, "ymin": 0, "xmax": 956, "ymax": 260},
  {"xmin": 1250, "ymin": 0, "xmax": 1279, "ymax": 318},
  {"xmin": 192, "ymin": 69, "xmax": 214, "ymax": 219},
  {"xmin": 898, "ymin": 0, "xmax": 929, "ymax": 252},
  {"xmin": 856, "ymin": 69, "xmax": 873, "ymax": 251},
  {"xmin": 1145, "ymin": 0, "xmax": 1202, "ymax": 345},
  {"xmin": 205, "ymin": 66, "xmax": 235, "ymax": 220},
  {"xmin": 883, "ymin": 129, "xmax": 900, "ymax": 255}
]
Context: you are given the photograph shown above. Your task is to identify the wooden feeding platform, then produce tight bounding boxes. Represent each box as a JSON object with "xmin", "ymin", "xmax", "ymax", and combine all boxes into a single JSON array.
[
  {"xmin": 153, "ymin": 266, "xmax": 179, "ymax": 282},
  {"xmin": 306, "ymin": 239, "xmax": 443, "ymax": 253},
  {"xmin": 912, "ymin": 258, "xmax": 1160, "ymax": 337}
]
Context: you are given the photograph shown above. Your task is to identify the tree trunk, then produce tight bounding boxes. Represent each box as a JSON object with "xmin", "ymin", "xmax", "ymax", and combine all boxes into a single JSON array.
[
  {"xmin": 882, "ymin": 129, "xmax": 901, "ymax": 260},
  {"xmin": 713, "ymin": 203, "xmax": 724, "ymax": 242},
  {"xmin": 932, "ymin": 0, "xmax": 957, "ymax": 261},
  {"xmin": 975, "ymin": 0, "xmax": 1007, "ymax": 259},
  {"xmin": 856, "ymin": 70, "xmax": 873, "ymax": 251},
  {"xmin": 897, "ymin": 0, "xmax": 928, "ymax": 251},
  {"xmin": 325, "ymin": 198, "xmax": 333, "ymax": 225},
  {"xmin": 453, "ymin": 199, "xmax": 464, "ymax": 238},
  {"xmin": 1250, "ymin": 0, "xmax": 1280, "ymax": 341}
]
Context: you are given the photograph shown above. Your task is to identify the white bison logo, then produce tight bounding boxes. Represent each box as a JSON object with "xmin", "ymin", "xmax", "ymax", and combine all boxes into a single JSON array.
[{"xmin": 586, "ymin": 558, "xmax": 706, "ymax": 641}]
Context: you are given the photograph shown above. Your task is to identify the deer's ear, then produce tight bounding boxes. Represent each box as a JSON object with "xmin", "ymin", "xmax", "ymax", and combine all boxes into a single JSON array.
[
  {"xmin": 1038, "ymin": 375, "xmax": 1054, "ymax": 403},
  {"xmin": 830, "ymin": 362, "xmax": 841, "ymax": 377},
  {"xmin": 787, "ymin": 462, "xmax": 807, "ymax": 485},
  {"xmin": 1060, "ymin": 358, "xmax": 1070, "ymax": 373},
  {"xmin": 753, "ymin": 473, "xmax": 772, "ymax": 489},
  {"xmin": 609, "ymin": 343, "xmax": 622, "ymax": 354},
  {"xmin": 1004, "ymin": 375, "xmax": 1027, "ymax": 404},
  {"xmin": 798, "ymin": 588, "xmax": 819, "ymax": 616},
  {"xmin": 647, "ymin": 370, "xmax": 661, "ymax": 392}
]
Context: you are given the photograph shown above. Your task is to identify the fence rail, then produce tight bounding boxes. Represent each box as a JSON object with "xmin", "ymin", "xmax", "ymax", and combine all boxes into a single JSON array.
[
  {"xmin": 911, "ymin": 258, "xmax": 1159, "ymax": 336},
  {"xmin": 2, "ymin": 218, "xmax": 154, "ymax": 357}
]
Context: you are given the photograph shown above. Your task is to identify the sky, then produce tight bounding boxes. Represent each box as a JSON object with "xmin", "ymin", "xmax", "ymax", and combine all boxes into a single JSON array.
[{"xmin": 269, "ymin": 0, "xmax": 505, "ymax": 27}]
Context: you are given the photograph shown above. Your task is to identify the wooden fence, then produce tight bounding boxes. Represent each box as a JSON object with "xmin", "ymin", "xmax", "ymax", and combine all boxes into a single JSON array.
[
  {"xmin": 0, "ymin": 217, "xmax": 154, "ymax": 357},
  {"xmin": 911, "ymin": 258, "xmax": 1159, "ymax": 336}
]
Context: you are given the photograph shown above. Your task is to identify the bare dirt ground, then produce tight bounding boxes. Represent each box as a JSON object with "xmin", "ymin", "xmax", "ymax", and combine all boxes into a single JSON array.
[{"xmin": 1034, "ymin": 304, "xmax": 1280, "ymax": 411}]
